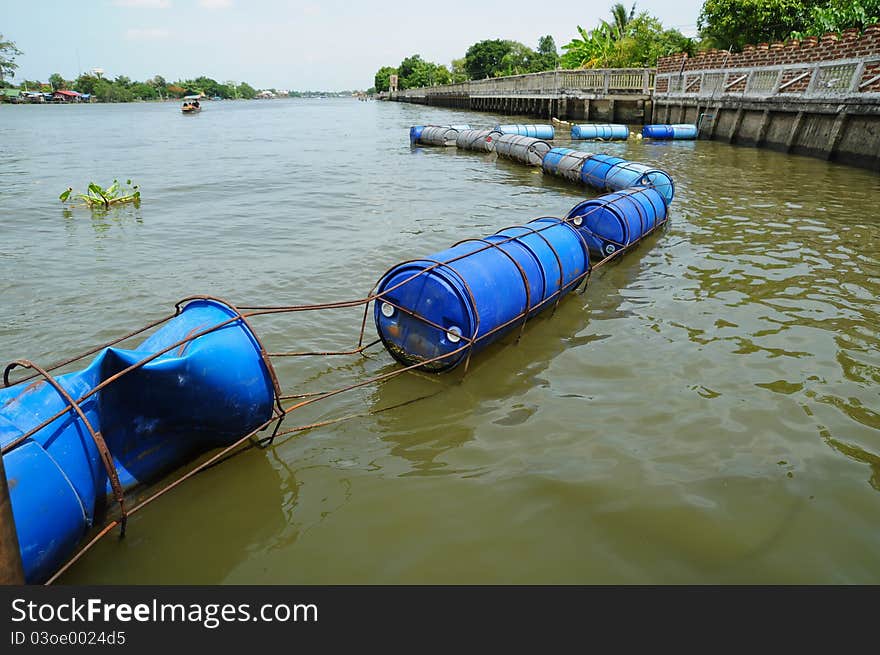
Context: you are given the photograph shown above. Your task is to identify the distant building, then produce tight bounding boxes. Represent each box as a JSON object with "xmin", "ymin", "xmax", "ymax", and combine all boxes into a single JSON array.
[
  {"xmin": 53, "ymin": 90, "xmax": 83, "ymax": 102},
  {"xmin": 1, "ymin": 88, "xmax": 22, "ymax": 102}
]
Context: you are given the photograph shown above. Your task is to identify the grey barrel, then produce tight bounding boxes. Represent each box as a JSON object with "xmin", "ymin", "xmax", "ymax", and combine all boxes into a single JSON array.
[
  {"xmin": 418, "ymin": 126, "xmax": 460, "ymax": 146},
  {"xmin": 494, "ymin": 134, "xmax": 551, "ymax": 166},
  {"xmin": 455, "ymin": 129, "xmax": 502, "ymax": 152}
]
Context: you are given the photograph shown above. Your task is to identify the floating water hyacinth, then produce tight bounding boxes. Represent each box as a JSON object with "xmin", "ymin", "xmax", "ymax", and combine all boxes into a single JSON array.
[{"xmin": 60, "ymin": 179, "xmax": 140, "ymax": 209}]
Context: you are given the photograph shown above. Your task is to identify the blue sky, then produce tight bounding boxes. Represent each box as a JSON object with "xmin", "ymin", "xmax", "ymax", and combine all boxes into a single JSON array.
[{"xmin": 3, "ymin": 0, "xmax": 703, "ymax": 90}]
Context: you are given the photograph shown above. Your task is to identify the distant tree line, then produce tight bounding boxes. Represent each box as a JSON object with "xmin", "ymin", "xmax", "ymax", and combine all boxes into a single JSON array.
[
  {"xmin": 372, "ymin": 0, "xmax": 880, "ymax": 90},
  {"xmin": 373, "ymin": 35, "xmax": 560, "ymax": 92},
  {"xmin": 10, "ymin": 73, "xmax": 259, "ymax": 101}
]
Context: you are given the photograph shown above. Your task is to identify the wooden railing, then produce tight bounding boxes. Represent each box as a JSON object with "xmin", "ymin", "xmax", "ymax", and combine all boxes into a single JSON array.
[{"xmin": 391, "ymin": 68, "xmax": 654, "ymax": 99}]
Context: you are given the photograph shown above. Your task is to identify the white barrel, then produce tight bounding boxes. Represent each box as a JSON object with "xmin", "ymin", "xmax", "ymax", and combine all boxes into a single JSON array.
[{"xmin": 494, "ymin": 134, "xmax": 551, "ymax": 166}]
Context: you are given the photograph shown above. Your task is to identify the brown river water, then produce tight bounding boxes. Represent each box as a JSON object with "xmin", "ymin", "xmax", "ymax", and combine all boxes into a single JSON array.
[{"xmin": 1, "ymin": 98, "xmax": 878, "ymax": 583}]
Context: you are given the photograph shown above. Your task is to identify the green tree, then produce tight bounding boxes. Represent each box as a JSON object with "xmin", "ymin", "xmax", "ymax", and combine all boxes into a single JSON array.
[
  {"xmin": 374, "ymin": 65, "xmax": 397, "ymax": 92},
  {"xmin": 73, "ymin": 74, "xmax": 99, "ymax": 95},
  {"xmin": 130, "ymin": 82, "xmax": 157, "ymax": 100},
  {"xmin": 451, "ymin": 57, "xmax": 469, "ymax": 82},
  {"xmin": 187, "ymin": 75, "xmax": 227, "ymax": 97},
  {"xmin": 698, "ymin": 0, "xmax": 824, "ymax": 50},
  {"xmin": 464, "ymin": 39, "xmax": 514, "ymax": 79},
  {"xmin": 534, "ymin": 35, "xmax": 560, "ymax": 71},
  {"xmin": 498, "ymin": 42, "xmax": 537, "ymax": 76},
  {"xmin": 396, "ymin": 54, "xmax": 424, "ymax": 88},
  {"xmin": 796, "ymin": 0, "xmax": 880, "ymax": 36},
  {"xmin": 0, "ymin": 34, "xmax": 22, "ymax": 85},
  {"xmin": 561, "ymin": 6, "xmax": 693, "ymax": 68},
  {"xmin": 561, "ymin": 22, "xmax": 621, "ymax": 68},
  {"xmin": 21, "ymin": 79, "xmax": 47, "ymax": 91},
  {"xmin": 147, "ymin": 74, "xmax": 167, "ymax": 97},
  {"xmin": 396, "ymin": 54, "xmax": 450, "ymax": 88},
  {"xmin": 93, "ymin": 79, "xmax": 133, "ymax": 102},
  {"xmin": 237, "ymin": 82, "xmax": 257, "ymax": 99},
  {"xmin": 48, "ymin": 73, "xmax": 67, "ymax": 91},
  {"xmin": 621, "ymin": 14, "xmax": 695, "ymax": 64}
]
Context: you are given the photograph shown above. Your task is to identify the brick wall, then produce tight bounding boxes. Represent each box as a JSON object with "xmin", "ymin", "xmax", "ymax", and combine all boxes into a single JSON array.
[{"xmin": 657, "ymin": 24, "xmax": 880, "ymax": 80}]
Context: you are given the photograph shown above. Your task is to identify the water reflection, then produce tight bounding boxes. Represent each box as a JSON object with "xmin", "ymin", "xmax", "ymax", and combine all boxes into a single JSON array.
[
  {"xmin": 58, "ymin": 445, "xmax": 287, "ymax": 583},
  {"xmin": 826, "ymin": 437, "xmax": 880, "ymax": 491}
]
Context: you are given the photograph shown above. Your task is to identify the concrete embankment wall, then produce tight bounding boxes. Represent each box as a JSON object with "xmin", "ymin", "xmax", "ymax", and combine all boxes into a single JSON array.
[{"xmin": 653, "ymin": 26, "xmax": 880, "ymax": 170}]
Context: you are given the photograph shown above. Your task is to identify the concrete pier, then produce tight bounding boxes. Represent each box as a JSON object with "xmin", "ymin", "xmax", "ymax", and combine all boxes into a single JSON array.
[{"xmin": 386, "ymin": 69, "xmax": 654, "ymax": 124}]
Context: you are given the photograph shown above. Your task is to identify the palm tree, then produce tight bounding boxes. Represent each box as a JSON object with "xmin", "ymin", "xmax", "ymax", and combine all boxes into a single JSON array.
[
  {"xmin": 610, "ymin": 2, "xmax": 636, "ymax": 40},
  {"xmin": 560, "ymin": 22, "xmax": 622, "ymax": 69}
]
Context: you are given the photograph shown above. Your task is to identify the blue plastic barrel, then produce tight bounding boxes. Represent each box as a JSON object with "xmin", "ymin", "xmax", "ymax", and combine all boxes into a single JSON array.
[
  {"xmin": 671, "ymin": 123, "xmax": 698, "ymax": 139},
  {"xmin": 0, "ymin": 298, "xmax": 276, "ymax": 583},
  {"xmin": 571, "ymin": 124, "xmax": 629, "ymax": 140},
  {"xmin": 542, "ymin": 147, "xmax": 595, "ymax": 184},
  {"xmin": 580, "ymin": 153, "xmax": 628, "ymax": 189},
  {"xmin": 642, "ymin": 124, "xmax": 697, "ymax": 140},
  {"xmin": 410, "ymin": 126, "xmax": 425, "ymax": 142},
  {"xmin": 565, "ymin": 187, "xmax": 668, "ymax": 258},
  {"xmin": 604, "ymin": 162, "xmax": 675, "ymax": 205},
  {"xmin": 374, "ymin": 217, "xmax": 589, "ymax": 372},
  {"xmin": 495, "ymin": 124, "xmax": 555, "ymax": 139},
  {"xmin": 578, "ymin": 154, "xmax": 675, "ymax": 204},
  {"xmin": 642, "ymin": 124, "xmax": 674, "ymax": 139},
  {"xmin": 541, "ymin": 147, "xmax": 574, "ymax": 175}
]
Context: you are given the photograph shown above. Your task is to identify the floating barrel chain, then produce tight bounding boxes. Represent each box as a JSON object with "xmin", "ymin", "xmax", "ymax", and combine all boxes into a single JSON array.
[{"xmin": 3, "ymin": 187, "xmax": 670, "ymax": 585}]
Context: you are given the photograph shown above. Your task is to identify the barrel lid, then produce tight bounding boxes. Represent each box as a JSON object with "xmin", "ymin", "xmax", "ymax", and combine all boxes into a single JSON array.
[
  {"xmin": 566, "ymin": 199, "xmax": 627, "ymax": 247},
  {"xmin": 375, "ymin": 262, "xmax": 476, "ymax": 371}
]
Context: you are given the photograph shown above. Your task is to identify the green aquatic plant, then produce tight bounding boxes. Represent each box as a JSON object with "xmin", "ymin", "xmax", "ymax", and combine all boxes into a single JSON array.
[{"xmin": 60, "ymin": 179, "xmax": 140, "ymax": 209}]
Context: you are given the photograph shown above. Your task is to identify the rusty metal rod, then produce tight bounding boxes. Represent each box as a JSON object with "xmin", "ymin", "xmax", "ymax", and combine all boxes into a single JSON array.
[{"xmin": 3, "ymin": 311, "xmax": 179, "ymax": 387}]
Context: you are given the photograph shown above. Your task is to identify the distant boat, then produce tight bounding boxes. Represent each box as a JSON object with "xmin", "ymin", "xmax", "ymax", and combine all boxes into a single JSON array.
[
  {"xmin": 181, "ymin": 95, "xmax": 201, "ymax": 113},
  {"xmin": 211, "ymin": 95, "xmax": 222, "ymax": 101}
]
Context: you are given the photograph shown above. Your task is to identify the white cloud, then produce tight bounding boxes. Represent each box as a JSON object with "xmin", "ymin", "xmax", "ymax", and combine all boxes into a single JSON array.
[
  {"xmin": 303, "ymin": 4, "xmax": 320, "ymax": 17},
  {"xmin": 198, "ymin": 0, "xmax": 232, "ymax": 8},
  {"xmin": 113, "ymin": 0, "xmax": 172, "ymax": 8},
  {"xmin": 125, "ymin": 28, "xmax": 171, "ymax": 40}
]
